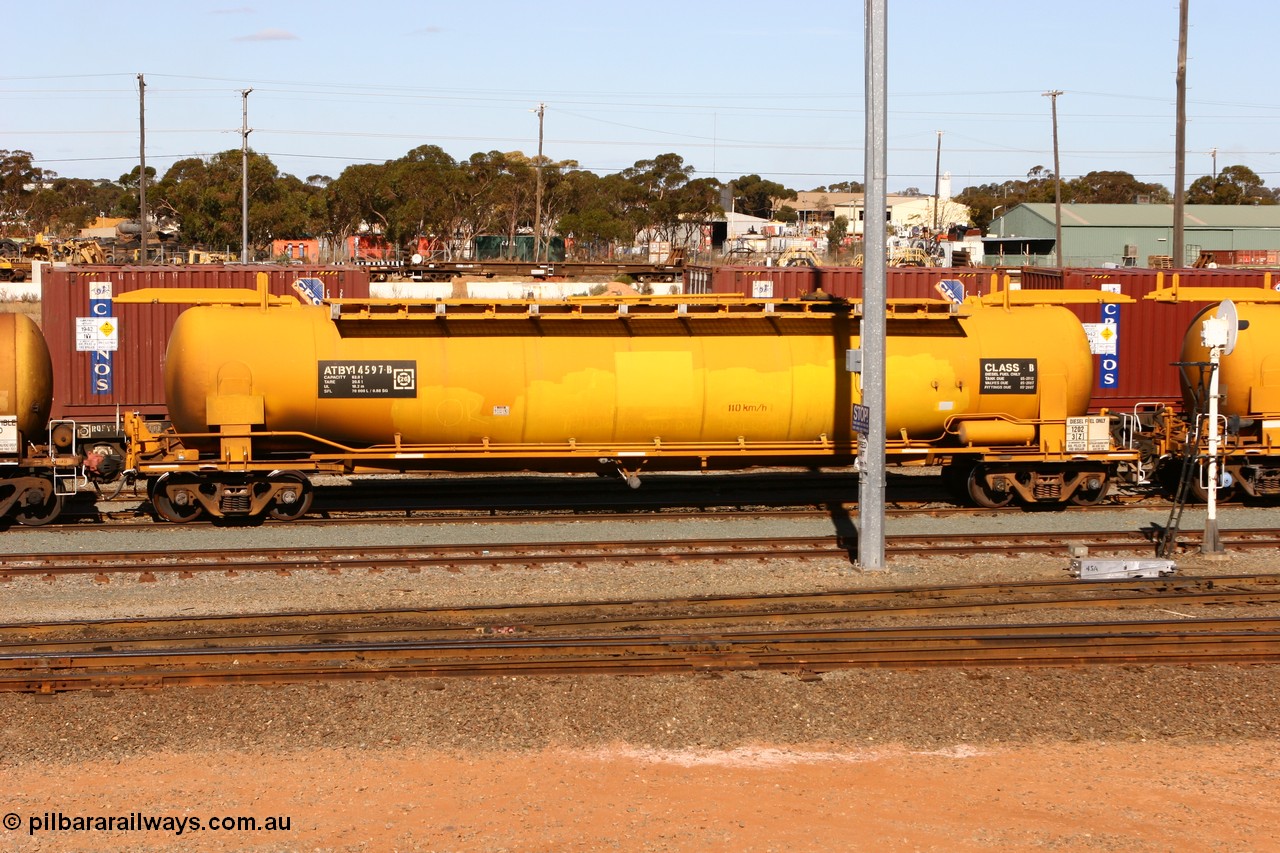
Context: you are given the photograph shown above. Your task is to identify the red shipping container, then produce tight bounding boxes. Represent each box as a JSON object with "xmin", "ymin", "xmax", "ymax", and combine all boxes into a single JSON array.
[
  {"xmin": 686, "ymin": 265, "xmax": 1001, "ymax": 301},
  {"xmin": 1020, "ymin": 267, "xmax": 1279, "ymax": 413},
  {"xmin": 690, "ymin": 265, "xmax": 1280, "ymax": 415},
  {"xmin": 41, "ymin": 265, "xmax": 370, "ymax": 426}
]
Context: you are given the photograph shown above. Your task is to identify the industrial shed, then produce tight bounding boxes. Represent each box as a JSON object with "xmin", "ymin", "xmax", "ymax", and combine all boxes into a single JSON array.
[{"xmin": 987, "ymin": 203, "xmax": 1280, "ymax": 267}]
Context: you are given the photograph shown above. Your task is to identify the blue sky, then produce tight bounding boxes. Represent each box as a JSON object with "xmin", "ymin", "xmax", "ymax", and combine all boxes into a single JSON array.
[{"xmin": 5, "ymin": 1, "xmax": 1272, "ymax": 194}]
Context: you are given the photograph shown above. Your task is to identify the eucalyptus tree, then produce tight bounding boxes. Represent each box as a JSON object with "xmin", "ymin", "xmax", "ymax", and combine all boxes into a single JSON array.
[
  {"xmin": 152, "ymin": 155, "xmax": 236, "ymax": 247},
  {"xmin": 1066, "ymin": 171, "xmax": 1171, "ymax": 204},
  {"xmin": 384, "ymin": 145, "xmax": 462, "ymax": 252},
  {"xmin": 1187, "ymin": 165, "xmax": 1277, "ymax": 205},
  {"xmin": 155, "ymin": 151, "xmax": 323, "ymax": 251},
  {"xmin": 460, "ymin": 150, "xmax": 535, "ymax": 253},
  {"xmin": 620, "ymin": 153, "xmax": 721, "ymax": 247},
  {"xmin": 326, "ymin": 162, "xmax": 395, "ymax": 250},
  {"xmin": 728, "ymin": 174, "xmax": 797, "ymax": 219},
  {"xmin": 22, "ymin": 177, "xmax": 125, "ymax": 236},
  {"xmin": 549, "ymin": 170, "xmax": 634, "ymax": 259},
  {"xmin": 0, "ymin": 149, "xmax": 46, "ymax": 235}
]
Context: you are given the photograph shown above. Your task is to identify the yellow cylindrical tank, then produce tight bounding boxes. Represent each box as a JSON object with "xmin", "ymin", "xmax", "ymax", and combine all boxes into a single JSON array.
[
  {"xmin": 955, "ymin": 420, "xmax": 1038, "ymax": 446},
  {"xmin": 0, "ymin": 313, "xmax": 54, "ymax": 443},
  {"xmin": 163, "ymin": 302, "xmax": 1094, "ymax": 447},
  {"xmin": 1180, "ymin": 302, "xmax": 1280, "ymax": 417}
]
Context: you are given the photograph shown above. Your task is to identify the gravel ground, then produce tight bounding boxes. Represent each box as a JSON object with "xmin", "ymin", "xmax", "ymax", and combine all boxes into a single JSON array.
[
  {"xmin": 2, "ymin": 507, "xmax": 1277, "ymax": 747},
  {"xmin": 2, "ymin": 505, "xmax": 1278, "ymax": 851},
  {"xmin": 3, "ymin": 664, "xmax": 1278, "ymax": 763}
]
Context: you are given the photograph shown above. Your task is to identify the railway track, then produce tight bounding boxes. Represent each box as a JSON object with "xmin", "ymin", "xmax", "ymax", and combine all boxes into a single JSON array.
[
  {"xmin": 4, "ymin": 575, "xmax": 1279, "ymax": 692},
  {"xmin": 8, "ymin": 573, "xmax": 1280, "ymax": 638},
  {"xmin": 2, "ymin": 528, "xmax": 1270, "ymax": 582}
]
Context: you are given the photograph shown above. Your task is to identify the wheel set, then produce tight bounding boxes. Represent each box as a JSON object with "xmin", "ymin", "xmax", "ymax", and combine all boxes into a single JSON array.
[{"xmin": 146, "ymin": 471, "xmax": 314, "ymax": 523}]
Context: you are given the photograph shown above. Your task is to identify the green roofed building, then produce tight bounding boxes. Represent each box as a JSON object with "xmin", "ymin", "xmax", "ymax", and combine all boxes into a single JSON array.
[{"xmin": 986, "ymin": 203, "xmax": 1280, "ymax": 268}]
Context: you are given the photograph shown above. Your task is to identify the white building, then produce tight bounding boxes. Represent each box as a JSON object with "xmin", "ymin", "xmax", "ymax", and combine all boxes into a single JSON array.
[{"xmin": 830, "ymin": 174, "xmax": 972, "ymax": 237}]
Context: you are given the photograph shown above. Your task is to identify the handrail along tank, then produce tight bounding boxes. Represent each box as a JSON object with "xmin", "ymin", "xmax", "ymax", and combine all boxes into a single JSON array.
[{"xmin": 119, "ymin": 282, "xmax": 1128, "ymax": 520}]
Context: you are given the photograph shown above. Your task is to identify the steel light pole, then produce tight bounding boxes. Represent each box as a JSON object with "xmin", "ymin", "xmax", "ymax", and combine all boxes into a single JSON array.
[
  {"xmin": 1043, "ymin": 90, "xmax": 1064, "ymax": 265},
  {"xmin": 532, "ymin": 103, "xmax": 545, "ymax": 264},
  {"xmin": 932, "ymin": 130, "xmax": 942, "ymax": 232},
  {"xmin": 241, "ymin": 88, "xmax": 253, "ymax": 264},
  {"xmin": 138, "ymin": 74, "xmax": 149, "ymax": 263},
  {"xmin": 859, "ymin": 0, "xmax": 888, "ymax": 571},
  {"xmin": 1173, "ymin": 0, "xmax": 1189, "ymax": 266}
]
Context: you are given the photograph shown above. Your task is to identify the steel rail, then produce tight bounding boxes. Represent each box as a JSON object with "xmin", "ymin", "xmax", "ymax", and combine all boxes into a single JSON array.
[
  {"xmin": 4, "ymin": 617, "xmax": 1280, "ymax": 692},
  {"xmin": 2, "ymin": 537, "xmax": 845, "ymax": 579},
  {"xmin": 5, "ymin": 615, "xmax": 1279, "ymax": 664},
  {"xmin": 3, "ymin": 530, "xmax": 1277, "ymax": 581},
  {"xmin": 3, "ymin": 575, "xmax": 1280, "ymax": 650},
  {"xmin": 4, "ymin": 602, "xmax": 1280, "ymax": 657}
]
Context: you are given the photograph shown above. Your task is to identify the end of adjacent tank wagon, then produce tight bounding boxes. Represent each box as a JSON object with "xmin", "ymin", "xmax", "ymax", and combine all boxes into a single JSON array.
[{"xmin": 0, "ymin": 313, "xmax": 90, "ymax": 525}]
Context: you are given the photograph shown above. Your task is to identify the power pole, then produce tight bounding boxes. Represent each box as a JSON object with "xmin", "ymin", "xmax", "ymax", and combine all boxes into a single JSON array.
[
  {"xmin": 932, "ymin": 130, "xmax": 942, "ymax": 232},
  {"xmin": 1173, "ymin": 0, "xmax": 1189, "ymax": 267},
  {"xmin": 532, "ymin": 103, "xmax": 545, "ymax": 264},
  {"xmin": 1210, "ymin": 147, "xmax": 1218, "ymax": 179},
  {"xmin": 241, "ymin": 88, "xmax": 253, "ymax": 264},
  {"xmin": 1043, "ymin": 90, "xmax": 1064, "ymax": 266},
  {"xmin": 860, "ymin": 0, "xmax": 888, "ymax": 571},
  {"xmin": 138, "ymin": 74, "xmax": 148, "ymax": 264}
]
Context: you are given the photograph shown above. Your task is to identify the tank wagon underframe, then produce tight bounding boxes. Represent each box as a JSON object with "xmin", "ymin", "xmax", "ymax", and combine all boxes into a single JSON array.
[
  {"xmin": 1152, "ymin": 409, "xmax": 1280, "ymax": 500},
  {"xmin": 120, "ymin": 425, "xmax": 1121, "ymax": 517},
  {"xmin": 1215, "ymin": 453, "xmax": 1280, "ymax": 499},
  {"xmin": 123, "ymin": 419, "xmax": 1124, "ymax": 520}
]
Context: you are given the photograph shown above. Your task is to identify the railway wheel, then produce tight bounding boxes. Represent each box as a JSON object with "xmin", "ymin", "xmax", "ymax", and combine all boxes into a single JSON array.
[
  {"xmin": 267, "ymin": 472, "xmax": 314, "ymax": 521},
  {"xmin": 149, "ymin": 474, "xmax": 204, "ymax": 523},
  {"xmin": 1069, "ymin": 475, "xmax": 1109, "ymax": 507},
  {"xmin": 966, "ymin": 466, "xmax": 1014, "ymax": 508},
  {"xmin": 14, "ymin": 481, "xmax": 63, "ymax": 527},
  {"xmin": 1190, "ymin": 470, "xmax": 1237, "ymax": 504}
]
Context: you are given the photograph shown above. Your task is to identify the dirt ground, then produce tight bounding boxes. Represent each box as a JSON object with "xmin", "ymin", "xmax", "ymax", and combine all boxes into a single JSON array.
[
  {"xmin": 4, "ymin": 532, "xmax": 1279, "ymax": 851},
  {"xmin": 3, "ymin": 740, "xmax": 1277, "ymax": 852},
  {"xmin": 4, "ymin": 664, "xmax": 1280, "ymax": 853}
]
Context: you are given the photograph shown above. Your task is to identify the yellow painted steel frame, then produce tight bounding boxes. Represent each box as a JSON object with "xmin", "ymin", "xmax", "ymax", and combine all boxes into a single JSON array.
[
  {"xmin": 124, "ymin": 411, "xmax": 1124, "ymax": 475},
  {"xmin": 1145, "ymin": 271, "xmax": 1280, "ymax": 304},
  {"xmin": 1150, "ymin": 406, "xmax": 1280, "ymax": 499}
]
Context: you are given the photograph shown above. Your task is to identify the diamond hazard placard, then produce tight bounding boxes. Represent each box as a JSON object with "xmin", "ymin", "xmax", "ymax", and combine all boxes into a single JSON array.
[{"xmin": 76, "ymin": 317, "xmax": 119, "ymax": 352}]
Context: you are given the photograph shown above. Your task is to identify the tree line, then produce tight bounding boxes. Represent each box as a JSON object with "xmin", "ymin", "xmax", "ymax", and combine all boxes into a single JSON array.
[
  {"xmin": 1, "ymin": 146, "xmax": 1275, "ymax": 257},
  {"xmin": 954, "ymin": 164, "xmax": 1277, "ymax": 232}
]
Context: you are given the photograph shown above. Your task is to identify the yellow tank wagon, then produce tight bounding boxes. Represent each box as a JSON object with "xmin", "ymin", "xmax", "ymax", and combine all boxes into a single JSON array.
[{"xmin": 118, "ymin": 278, "xmax": 1133, "ymax": 521}]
